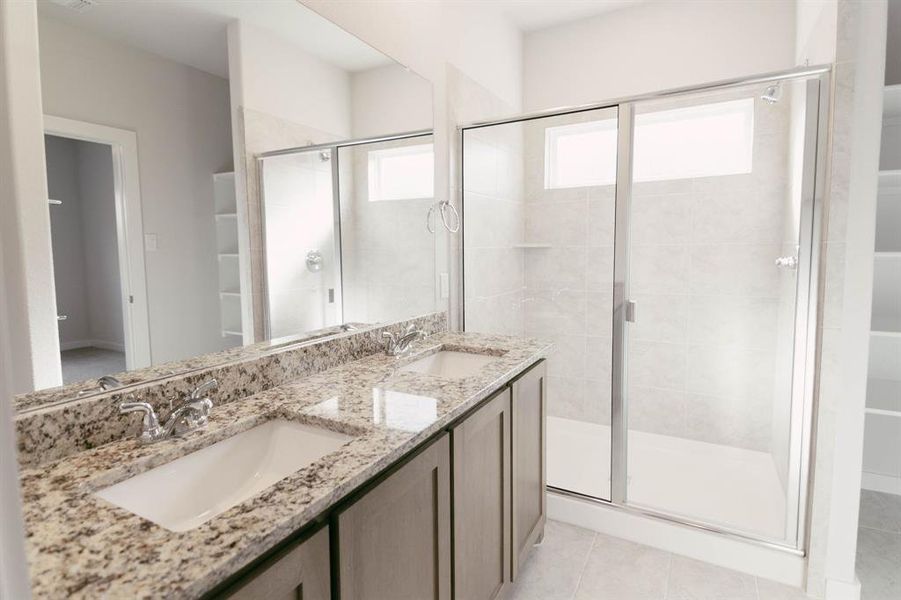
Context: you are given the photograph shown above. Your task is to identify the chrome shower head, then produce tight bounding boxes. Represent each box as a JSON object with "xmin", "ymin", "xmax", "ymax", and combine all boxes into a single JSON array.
[{"xmin": 761, "ymin": 82, "xmax": 782, "ymax": 104}]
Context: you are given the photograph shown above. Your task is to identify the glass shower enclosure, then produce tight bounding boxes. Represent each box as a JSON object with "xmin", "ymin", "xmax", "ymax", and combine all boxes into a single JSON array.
[
  {"xmin": 461, "ymin": 69, "xmax": 827, "ymax": 549},
  {"xmin": 258, "ymin": 132, "xmax": 435, "ymax": 340}
]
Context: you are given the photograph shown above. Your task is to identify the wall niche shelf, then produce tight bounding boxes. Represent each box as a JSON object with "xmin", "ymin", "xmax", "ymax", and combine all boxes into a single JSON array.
[
  {"xmin": 213, "ymin": 172, "xmax": 243, "ymax": 342},
  {"xmin": 862, "ymin": 100, "xmax": 901, "ymax": 495}
]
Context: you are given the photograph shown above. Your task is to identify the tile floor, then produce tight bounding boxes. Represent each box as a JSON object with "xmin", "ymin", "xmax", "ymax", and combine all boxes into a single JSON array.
[
  {"xmin": 508, "ymin": 520, "xmax": 808, "ymax": 600},
  {"xmin": 61, "ymin": 346, "xmax": 126, "ymax": 384},
  {"xmin": 857, "ymin": 490, "xmax": 901, "ymax": 600}
]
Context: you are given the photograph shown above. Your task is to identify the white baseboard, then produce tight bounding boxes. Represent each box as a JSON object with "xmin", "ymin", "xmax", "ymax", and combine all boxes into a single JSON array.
[
  {"xmin": 547, "ymin": 491, "xmax": 806, "ymax": 587},
  {"xmin": 825, "ymin": 576, "xmax": 861, "ymax": 600},
  {"xmin": 861, "ymin": 472, "xmax": 901, "ymax": 495},
  {"xmin": 59, "ymin": 339, "xmax": 125, "ymax": 353}
]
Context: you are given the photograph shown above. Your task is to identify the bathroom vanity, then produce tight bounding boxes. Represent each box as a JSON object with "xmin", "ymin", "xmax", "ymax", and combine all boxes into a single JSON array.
[{"xmin": 16, "ymin": 326, "xmax": 550, "ymax": 599}]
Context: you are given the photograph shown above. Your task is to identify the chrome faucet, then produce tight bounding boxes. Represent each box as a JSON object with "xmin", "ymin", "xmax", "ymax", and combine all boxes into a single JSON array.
[
  {"xmin": 119, "ymin": 378, "xmax": 218, "ymax": 444},
  {"xmin": 382, "ymin": 325, "xmax": 424, "ymax": 357},
  {"xmin": 78, "ymin": 375, "xmax": 124, "ymax": 396}
]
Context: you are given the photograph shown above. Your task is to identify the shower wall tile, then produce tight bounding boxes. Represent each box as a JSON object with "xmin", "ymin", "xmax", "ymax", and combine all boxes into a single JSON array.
[
  {"xmin": 628, "ymin": 293, "xmax": 689, "ymax": 344},
  {"xmin": 541, "ymin": 333, "xmax": 588, "ymax": 379},
  {"xmin": 688, "ymin": 243, "xmax": 781, "ymax": 296},
  {"xmin": 627, "ymin": 341, "xmax": 687, "ymax": 391},
  {"xmin": 467, "ymin": 247, "xmax": 523, "ymax": 297},
  {"xmin": 586, "ymin": 336, "xmax": 613, "ymax": 384},
  {"xmin": 630, "ymin": 245, "xmax": 690, "ymax": 295},
  {"xmin": 686, "ymin": 344, "xmax": 775, "ymax": 400},
  {"xmin": 586, "ymin": 245, "xmax": 615, "ymax": 292},
  {"xmin": 632, "ymin": 178, "xmax": 693, "ymax": 197},
  {"xmin": 588, "ymin": 194, "xmax": 616, "ymax": 247},
  {"xmin": 627, "ymin": 385, "xmax": 687, "ymax": 438},
  {"xmin": 630, "ymin": 193, "xmax": 693, "ymax": 245},
  {"xmin": 687, "ymin": 295, "xmax": 779, "ymax": 350},
  {"xmin": 525, "ymin": 247, "xmax": 589, "ymax": 289},
  {"xmin": 691, "ymin": 188, "xmax": 783, "ymax": 244},
  {"xmin": 465, "ymin": 290, "xmax": 523, "ymax": 337},
  {"xmin": 546, "ymin": 375, "xmax": 584, "ymax": 419},
  {"xmin": 522, "ymin": 289, "xmax": 588, "ymax": 336},
  {"xmin": 525, "ymin": 199, "xmax": 589, "ymax": 246},
  {"xmin": 586, "ymin": 292, "xmax": 613, "ymax": 338},
  {"xmin": 684, "ymin": 392, "xmax": 771, "ymax": 451},
  {"xmin": 465, "ymin": 192, "xmax": 523, "ymax": 248}
]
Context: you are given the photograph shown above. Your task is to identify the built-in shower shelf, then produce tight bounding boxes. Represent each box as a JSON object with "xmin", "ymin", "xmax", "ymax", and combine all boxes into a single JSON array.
[
  {"xmin": 875, "ymin": 251, "xmax": 901, "ymax": 259},
  {"xmin": 217, "ymin": 253, "xmax": 240, "ymax": 259},
  {"xmin": 222, "ymin": 330, "xmax": 243, "ymax": 337},
  {"xmin": 513, "ymin": 243, "xmax": 552, "ymax": 249},
  {"xmin": 215, "ymin": 213, "xmax": 237, "ymax": 219},
  {"xmin": 219, "ymin": 291, "xmax": 241, "ymax": 298}
]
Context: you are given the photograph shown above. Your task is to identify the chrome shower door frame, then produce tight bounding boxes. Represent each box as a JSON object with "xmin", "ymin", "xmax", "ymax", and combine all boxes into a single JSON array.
[
  {"xmin": 609, "ymin": 72, "xmax": 830, "ymax": 552},
  {"xmin": 459, "ymin": 66, "xmax": 831, "ymax": 553}
]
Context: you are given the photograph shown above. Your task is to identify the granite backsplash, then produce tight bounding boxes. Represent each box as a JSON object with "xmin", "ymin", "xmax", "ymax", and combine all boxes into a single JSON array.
[{"xmin": 15, "ymin": 312, "xmax": 447, "ymax": 468}]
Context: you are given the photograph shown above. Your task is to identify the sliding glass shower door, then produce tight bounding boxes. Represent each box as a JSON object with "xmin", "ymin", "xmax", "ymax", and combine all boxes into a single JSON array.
[{"xmin": 461, "ymin": 71, "xmax": 825, "ymax": 549}]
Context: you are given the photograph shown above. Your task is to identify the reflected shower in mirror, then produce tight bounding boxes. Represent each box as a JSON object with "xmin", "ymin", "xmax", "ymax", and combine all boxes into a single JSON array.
[
  {"xmin": 260, "ymin": 133, "xmax": 436, "ymax": 339},
  {"xmin": 25, "ymin": 0, "xmax": 434, "ymax": 406}
]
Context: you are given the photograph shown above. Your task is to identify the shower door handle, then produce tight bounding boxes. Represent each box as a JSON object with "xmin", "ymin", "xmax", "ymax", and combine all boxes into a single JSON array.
[{"xmin": 625, "ymin": 301, "xmax": 636, "ymax": 323}]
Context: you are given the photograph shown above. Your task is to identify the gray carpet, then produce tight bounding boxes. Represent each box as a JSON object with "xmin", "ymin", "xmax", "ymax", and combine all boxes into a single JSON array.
[{"xmin": 61, "ymin": 347, "xmax": 126, "ymax": 384}]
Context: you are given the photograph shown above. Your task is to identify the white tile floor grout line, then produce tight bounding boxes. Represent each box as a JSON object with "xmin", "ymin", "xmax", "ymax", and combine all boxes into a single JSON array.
[{"xmin": 570, "ymin": 532, "xmax": 599, "ymax": 599}]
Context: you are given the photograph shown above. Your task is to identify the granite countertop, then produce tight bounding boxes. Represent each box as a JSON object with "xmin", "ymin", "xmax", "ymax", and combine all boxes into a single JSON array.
[{"xmin": 20, "ymin": 331, "xmax": 551, "ymax": 599}]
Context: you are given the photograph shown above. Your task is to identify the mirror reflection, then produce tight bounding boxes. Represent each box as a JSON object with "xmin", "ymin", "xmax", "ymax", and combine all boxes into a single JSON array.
[
  {"xmin": 260, "ymin": 133, "xmax": 437, "ymax": 339},
  {"xmin": 32, "ymin": 0, "xmax": 435, "ymax": 397}
]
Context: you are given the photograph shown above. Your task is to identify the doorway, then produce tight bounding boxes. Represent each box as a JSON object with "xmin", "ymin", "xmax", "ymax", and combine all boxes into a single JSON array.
[{"xmin": 43, "ymin": 116, "xmax": 151, "ymax": 381}]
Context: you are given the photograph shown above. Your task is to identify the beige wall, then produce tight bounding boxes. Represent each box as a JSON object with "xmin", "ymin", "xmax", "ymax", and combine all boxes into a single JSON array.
[
  {"xmin": 523, "ymin": 0, "xmax": 796, "ymax": 112},
  {"xmin": 38, "ymin": 16, "xmax": 235, "ymax": 366}
]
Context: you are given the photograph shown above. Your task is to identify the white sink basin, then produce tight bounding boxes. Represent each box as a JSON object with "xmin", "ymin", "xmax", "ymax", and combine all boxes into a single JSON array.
[
  {"xmin": 95, "ymin": 420, "xmax": 353, "ymax": 532},
  {"xmin": 400, "ymin": 351, "xmax": 497, "ymax": 379}
]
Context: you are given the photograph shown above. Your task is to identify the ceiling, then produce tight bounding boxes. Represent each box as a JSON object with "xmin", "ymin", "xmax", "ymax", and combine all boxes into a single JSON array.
[
  {"xmin": 487, "ymin": 0, "xmax": 645, "ymax": 32},
  {"xmin": 36, "ymin": 0, "xmax": 394, "ymax": 79}
]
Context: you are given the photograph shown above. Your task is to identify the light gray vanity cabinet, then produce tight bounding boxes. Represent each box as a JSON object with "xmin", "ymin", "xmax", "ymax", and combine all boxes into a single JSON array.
[
  {"xmin": 227, "ymin": 525, "xmax": 330, "ymax": 600},
  {"xmin": 451, "ymin": 388, "xmax": 512, "ymax": 600},
  {"xmin": 336, "ymin": 433, "xmax": 451, "ymax": 600},
  {"xmin": 511, "ymin": 360, "xmax": 547, "ymax": 579}
]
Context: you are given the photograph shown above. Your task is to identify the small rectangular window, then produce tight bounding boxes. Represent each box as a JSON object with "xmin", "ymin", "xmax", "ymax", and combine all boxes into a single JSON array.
[
  {"xmin": 544, "ymin": 98, "xmax": 755, "ymax": 189},
  {"xmin": 367, "ymin": 143, "xmax": 434, "ymax": 201},
  {"xmin": 544, "ymin": 119, "xmax": 618, "ymax": 189}
]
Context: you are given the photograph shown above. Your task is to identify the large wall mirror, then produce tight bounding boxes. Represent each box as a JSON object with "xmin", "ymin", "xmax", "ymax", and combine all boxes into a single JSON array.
[{"xmin": 26, "ymin": 0, "xmax": 435, "ymax": 405}]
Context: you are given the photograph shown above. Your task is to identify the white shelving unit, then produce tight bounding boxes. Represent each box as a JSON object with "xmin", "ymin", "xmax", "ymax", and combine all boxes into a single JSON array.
[
  {"xmin": 861, "ymin": 102, "xmax": 901, "ymax": 494},
  {"xmin": 213, "ymin": 172, "xmax": 243, "ymax": 342}
]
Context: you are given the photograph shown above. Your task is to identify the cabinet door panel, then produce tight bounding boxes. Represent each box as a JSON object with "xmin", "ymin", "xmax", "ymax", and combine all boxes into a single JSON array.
[
  {"xmin": 452, "ymin": 388, "xmax": 511, "ymax": 600},
  {"xmin": 228, "ymin": 525, "xmax": 330, "ymax": 600},
  {"xmin": 338, "ymin": 434, "xmax": 451, "ymax": 600},
  {"xmin": 511, "ymin": 360, "xmax": 547, "ymax": 578}
]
